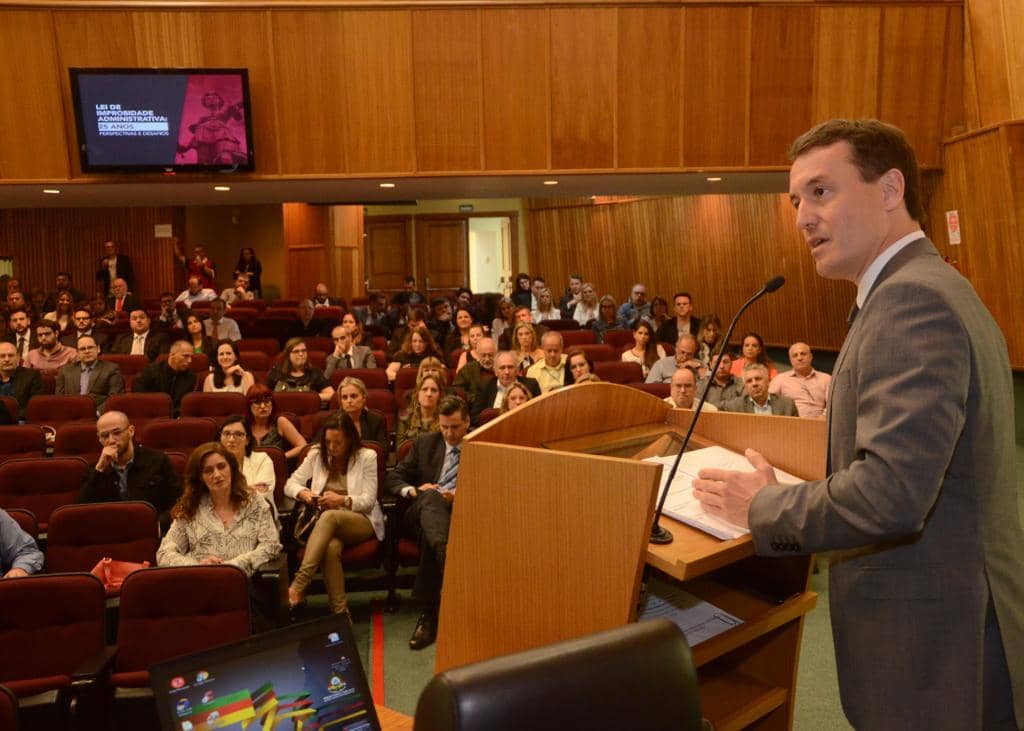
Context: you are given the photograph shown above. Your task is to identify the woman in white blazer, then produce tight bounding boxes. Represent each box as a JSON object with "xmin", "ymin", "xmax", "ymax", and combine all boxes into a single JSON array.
[{"xmin": 284, "ymin": 413, "xmax": 383, "ymax": 616}]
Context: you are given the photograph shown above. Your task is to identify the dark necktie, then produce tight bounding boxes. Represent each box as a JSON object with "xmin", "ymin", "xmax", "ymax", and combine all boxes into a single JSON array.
[
  {"xmin": 17, "ymin": 336, "xmax": 24, "ymax": 360},
  {"xmin": 344, "ymin": 354, "xmax": 352, "ymax": 369}
]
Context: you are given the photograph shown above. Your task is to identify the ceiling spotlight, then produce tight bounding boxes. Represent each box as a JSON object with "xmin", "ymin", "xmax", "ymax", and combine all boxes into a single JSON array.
[
  {"xmin": 213, "ymin": 185, "xmax": 231, "ymax": 192},
  {"xmin": 379, "ymin": 183, "xmax": 396, "ymax": 189},
  {"xmin": 42, "ymin": 188, "xmax": 61, "ymax": 195},
  {"xmin": 543, "ymin": 180, "xmax": 559, "ymax": 186},
  {"xmin": 706, "ymin": 177, "xmax": 723, "ymax": 182}
]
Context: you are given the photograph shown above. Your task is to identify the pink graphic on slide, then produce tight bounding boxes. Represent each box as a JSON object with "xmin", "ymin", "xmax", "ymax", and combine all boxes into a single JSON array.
[{"xmin": 175, "ymin": 74, "xmax": 248, "ymax": 166}]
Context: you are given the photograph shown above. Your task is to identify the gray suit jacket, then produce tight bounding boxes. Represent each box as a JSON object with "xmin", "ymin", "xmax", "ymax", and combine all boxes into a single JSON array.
[
  {"xmin": 324, "ymin": 346, "xmax": 377, "ymax": 377},
  {"xmin": 56, "ymin": 359, "xmax": 125, "ymax": 412},
  {"xmin": 719, "ymin": 393, "xmax": 798, "ymax": 416},
  {"xmin": 748, "ymin": 238, "xmax": 1024, "ymax": 729}
]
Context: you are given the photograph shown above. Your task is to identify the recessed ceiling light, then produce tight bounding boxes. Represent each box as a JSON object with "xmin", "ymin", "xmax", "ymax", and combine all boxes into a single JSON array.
[
  {"xmin": 42, "ymin": 188, "xmax": 61, "ymax": 195},
  {"xmin": 213, "ymin": 185, "xmax": 231, "ymax": 192},
  {"xmin": 706, "ymin": 177, "xmax": 723, "ymax": 182},
  {"xmin": 543, "ymin": 180, "xmax": 559, "ymax": 186},
  {"xmin": 379, "ymin": 183, "xmax": 396, "ymax": 189}
]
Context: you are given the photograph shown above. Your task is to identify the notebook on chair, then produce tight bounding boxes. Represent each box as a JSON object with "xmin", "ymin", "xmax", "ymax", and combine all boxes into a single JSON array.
[{"xmin": 150, "ymin": 613, "xmax": 381, "ymax": 731}]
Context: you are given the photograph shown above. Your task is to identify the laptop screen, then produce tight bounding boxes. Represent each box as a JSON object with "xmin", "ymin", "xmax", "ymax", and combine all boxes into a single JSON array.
[{"xmin": 150, "ymin": 614, "xmax": 381, "ymax": 731}]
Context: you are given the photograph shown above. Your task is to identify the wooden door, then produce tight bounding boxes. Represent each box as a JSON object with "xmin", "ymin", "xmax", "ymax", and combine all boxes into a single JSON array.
[
  {"xmin": 415, "ymin": 216, "xmax": 468, "ymax": 293},
  {"xmin": 364, "ymin": 216, "xmax": 413, "ymax": 290}
]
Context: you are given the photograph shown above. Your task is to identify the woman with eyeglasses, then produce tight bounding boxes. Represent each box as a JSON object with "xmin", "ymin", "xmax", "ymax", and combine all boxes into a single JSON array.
[
  {"xmin": 157, "ymin": 442, "xmax": 281, "ymax": 576},
  {"xmin": 204, "ymin": 340, "xmax": 255, "ymax": 393},
  {"xmin": 284, "ymin": 413, "xmax": 383, "ymax": 617},
  {"xmin": 267, "ymin": 337, "xmax": 334, "ymax": 404},
  {"xmin": 592, "ymin": 294, "xmax": 625, "ymax": 344},
  {"xmin": 219, "ymin": 415, "xmax": 275, "ymax": 501},
  {"xmin": 244, "ymin": 384, "xmax": 307, "ymax": 459}
]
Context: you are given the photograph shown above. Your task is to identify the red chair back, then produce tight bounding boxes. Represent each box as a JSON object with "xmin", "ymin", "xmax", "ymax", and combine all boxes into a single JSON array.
[
  {"xmin": 45, "ymin": 501, "xmax": 159, "ymax": 574},
  {"xmin": 103, "ymin": 393, "xmax": 174, "ymax": 426},
  {"xmin": 603, "ymin": 330, "xmax": 635, "ymax": 349},
  {"xmin": 578, "ymin": 344, "xmax": 618, "ymax": 362},
  {"xmin": 236, "ymin": 338, "xmax": 281, "ymax": 357},
  {"xmin": 0, "ymin": 457, "xmax": 89, "ymax": 531},
  {"xmin": 165, "ymin": 451, "xmax": 188, "ymax": 479},
  {"xmin": 0, "ymin": 572, "xmax": 106, "ymax": 698},
  {"xmin": 253, "ymin": 446, "xmax": 288, "ymax": 510},
  {"xmin": 99, "ymin": 355, "xmax": 149, "ymax": 376},
  {"xmin": 179, "ymin": 392, "xmax": 248, "ymax": 424},
  {"xmin": 299, "ymin": 411, "xmax": 330, "ymax": 442},
  {"xmin": 541, "ymin": 318, "xmax": 580, "ymax": 331},
  {"xmin": 628, "ymin": 382, "xmax": 671, "ymax": 398},
  {"xmin": 137, "ymin": 418, "xmax": 218, "ymax": 460},
  {"xmin": 0, "ymin": 426, "xmax": 46, "ymax": 463},
  {"xmin": 331, "ymin": 368, "xmax": 388, "ymax": 390},
  {"xmin": 478, "ymin": 408, "xmax": 501, "ymax": 425},
  {"xmin": 272, "ymin": 391, "xmax": 322, "ymax": 417},
  {"xmin": 5, "ymin": 508, "xmax": 38, "ymax": 539},
  {"xmin": 53, "ymin": 421, "xmax": 102, "ymax": 464},
  {"xmin": 364, "ymin": 391, "xmax": 397, "ymax": 436},
  {"xmin": 239, "ymin": 350, "xmax": 271, "ymax": 372},
  {"xmin": 25, "ymin": 396, "xmax": 95, "ymax": 429},
  {"xmin": 269, "ymin": 299, "xmax": 300, "ymax": 308},
  {"xmin": 112, "ymin": 565, "xmax": 250, "ymax": 688},
  {"xmin": 594, "ymin": 361, "xmax": 645, "ymax": 385},
  {"xmin": 562, "ymin": 329, "xmax": 597, "ymax": 346},
  {"xmin": 305, "ymin": 336, "xmax": 333, "ymax": 355}
]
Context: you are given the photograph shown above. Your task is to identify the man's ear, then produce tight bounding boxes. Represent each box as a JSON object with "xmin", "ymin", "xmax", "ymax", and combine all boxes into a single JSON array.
[{"xmin": 879, "ymin": 168, "xmax": 906, "ymax": 212}]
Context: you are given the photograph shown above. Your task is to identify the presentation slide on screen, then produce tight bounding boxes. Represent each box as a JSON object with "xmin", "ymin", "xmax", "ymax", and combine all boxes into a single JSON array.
[{"xmin": 76, "ymin": 73, "xmax": 250, "ymax": 168}]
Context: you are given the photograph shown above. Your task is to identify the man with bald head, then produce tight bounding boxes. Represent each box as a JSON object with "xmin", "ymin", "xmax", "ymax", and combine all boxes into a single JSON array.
[
  {"xmin": 132, "ymin": 340, "xmax": 196, "ymax": 415},
  {"xmin": 79, "ymin": 410, "xmax": 180, "ymax": 528},
  {"xmin": 0, "ymin": 341, "xmax": 41, "ymax": 421},
  {"xmin": 471, "ymin": 350, "xmax": 540, "ymax": 424},
  {"xmin": 526, "ymin": 331, "xmax": 567, "ymax": 392},
  {"xmin": 106, "ymin": 278, "xmax": 140, "ymax": 317},
  {"xmin": 452, "ymin": 337, "xmax": 497, "ymax": 405},
  {"xmin": 665, "ymin": 366, "xmax": 717, "ymax": 412},
  {"xmin": 769, "ymin": 342, "xmax": 831, "ymax": 418}
]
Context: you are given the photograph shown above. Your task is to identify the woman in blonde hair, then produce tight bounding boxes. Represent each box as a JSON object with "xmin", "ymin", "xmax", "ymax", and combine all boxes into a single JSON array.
[
  {"xmin": 510, "ymin": 322, "xmax": 544, "ymax": 375},
  {"xmin": 396, "ymin": 374, "xmax": 442, "ymax": 447}
]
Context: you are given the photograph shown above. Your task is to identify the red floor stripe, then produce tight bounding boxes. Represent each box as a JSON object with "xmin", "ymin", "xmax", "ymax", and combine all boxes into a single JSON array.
[{"xmin": 371, "ymin": 599, "xmax": 386, "ymax": 705}]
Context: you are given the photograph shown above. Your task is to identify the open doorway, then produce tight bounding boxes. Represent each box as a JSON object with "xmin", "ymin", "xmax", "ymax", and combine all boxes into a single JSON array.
[{"xmin": 468, "ymin": 217, "xmax": 511, "ymax": 294}]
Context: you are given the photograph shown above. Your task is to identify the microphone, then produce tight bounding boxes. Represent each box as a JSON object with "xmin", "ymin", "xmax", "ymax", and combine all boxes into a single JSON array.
[{"xmin": 649, "ymin": 275, "xmax": 785, "ymax": 544}]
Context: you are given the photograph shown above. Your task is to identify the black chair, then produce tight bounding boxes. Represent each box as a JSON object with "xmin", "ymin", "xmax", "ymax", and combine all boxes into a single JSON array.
[{"xmin": 414, "ymin": 619, "xmax": 702, "ymax": 731}]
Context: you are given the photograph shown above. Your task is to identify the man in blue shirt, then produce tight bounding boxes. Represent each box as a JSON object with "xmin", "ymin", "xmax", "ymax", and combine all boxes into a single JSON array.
[{"xmin": 0, "ymin": 508, "xmax": 43, "ymax": 579}]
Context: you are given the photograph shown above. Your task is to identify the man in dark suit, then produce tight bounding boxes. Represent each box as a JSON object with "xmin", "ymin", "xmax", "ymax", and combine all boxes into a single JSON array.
[
  {"xmin": 324, "ymin": 326, "xmax": 376, "ymax": 378},
  {"xmin": 452, "ymin": 337, "xmax": 496, "ymax": 406},
  {"xmin": 96, "ymin": 239, "xmax": 136, "ymax": 295},
  {"xmin": 4, "ymin": 308, "xmax": 37, "ymax": 365},
  {"xmin": 0, "ymin": 341, "xmax": 43, "ymax": 419},
  {"xmin": 654, "ymin": 292, "xmax": 700, "ymax": 346},
  {"xmin": 42, "ymin": 272, "xmax": 87, "ymax": 313},
  {"xmin": 55, "ymin": 335, "xmax": 124, "ymax": 413},
  {"xmin": 384, "ymin": 396, "xmax": 470, "ymax": 650},
  {"xmin": 61, "ymin": 308, "xmax": 110, "ymax": 352},
  {"xmin": 132, "ymin": 340, "xmax": 195, "ymax": 416},
  {"xmin": 471, "ymin": 351, "xmax": 540, "ymax": 425},
  {"xmin": 311, "ymin": 282, "xmax": 341, "ymax": 308},
  {"xmin": 720, "ymin": 363, "xmax": 798, "ymax": 416},
  {"xmin": 78, "ymin": 410, "xmax": 180, "ymax": 530},
  {"xmin": 106, "ymin": 278, "xmax": 141, "ymax": 318},
  {"xmin": 694, "ymin": 120, "xmax": 1024, "ymax": 730},
  {"xmin": 292, "ymin": 300, "xmax": 330, "ymax": 339},
  {"xmin": 110, "ymin": 310, "xmax": 169, "ymax": 362}
]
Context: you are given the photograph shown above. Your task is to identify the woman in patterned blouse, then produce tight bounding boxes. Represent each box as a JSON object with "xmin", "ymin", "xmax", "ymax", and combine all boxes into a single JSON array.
[{"xmin": 157, "ymin": 442, "xmax": 280, "ymax": 577}]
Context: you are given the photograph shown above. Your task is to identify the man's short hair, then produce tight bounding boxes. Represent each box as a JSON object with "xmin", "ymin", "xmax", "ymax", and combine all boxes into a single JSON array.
[
  {"xmin": 742, "ymin": 362, "xmax": 769, "ymax": 377},
  {"xmin": 7, "ymin": 307, "xmax": 27, "ymax": 318},
  {"xmin": 541, "ymin": 330, "xmax": 563, "ymax": 347},
  {"xmin": 673, "ymin": 291, "xmax": 692, "ymax": 302},
  {"xmin": 677, "ymin": 333, "xmax": 697, "ymax": 349},
  {"xmin": 36, "ymin": 319, "xmax": 60, "ymax": 334},
  {"xmin": 76, "ymin": 334, "xmax": 97, "ymax": 347},
  {"xmin": 788, "ymin": 118, "xmax": 924, "ymax": 223},
  {"xmin": 430, "ymin": 296, "xmax": 449, "ymax": 310},
  {"xmin": 57, "ymin": 271, "xmax": 72, "ymax": 280},
  {"xmin": 570, "ymin": 273, "xmax": 583, "ymax": 281},
  {"xmin": 438, "ymin": 395, "xmax": 469, "ymax": 420}
]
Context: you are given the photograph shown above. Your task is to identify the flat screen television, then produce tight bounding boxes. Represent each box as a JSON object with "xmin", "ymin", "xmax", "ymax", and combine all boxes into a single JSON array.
[{"xmin": 70, "ymin": 67, "xmax": 255, "ymax": 173}]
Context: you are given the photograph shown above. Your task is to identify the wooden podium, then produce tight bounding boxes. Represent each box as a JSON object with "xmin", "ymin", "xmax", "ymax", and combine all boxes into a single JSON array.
[{"xmin": 434, "ymin": 383, "xmax": 823, "ymax": 731}]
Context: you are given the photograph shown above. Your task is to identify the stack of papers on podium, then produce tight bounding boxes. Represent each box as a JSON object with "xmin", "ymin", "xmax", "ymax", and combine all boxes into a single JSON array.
[{"xmin": 644, "ymin": 445, "xmax": 802, "ymax": 540}]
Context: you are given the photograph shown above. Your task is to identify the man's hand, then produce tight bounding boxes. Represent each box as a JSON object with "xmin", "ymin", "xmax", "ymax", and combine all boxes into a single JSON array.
[
  {"xmin": 418, "ymin": 483, "xmax": 439, "ymax": 492},
  {"xmin": 692, "ymin": 449, "xmax": 778, "ymax": 529},
  {"xmin": 442, "ymin": 492, "xmax": 455, "ymax": 505},
  {"xmin": 95, "ymin": 444, "xmax": 118, "ymax": 472},
  {"xmin": 2, "ymin": 568, "xmax": 29, "ymax": 579}
]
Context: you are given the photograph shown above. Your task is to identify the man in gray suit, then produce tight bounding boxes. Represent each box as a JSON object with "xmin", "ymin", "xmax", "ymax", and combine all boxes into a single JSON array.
[
  {"xmin": 56, "ymin": 335, "xmax": 124, "ymax": 413},
  {"xmin": 694, "ymin": 119, "xmax": 1023, "ymax": 730},
  {"xmin": 720, "ymin": 363, "xmax": 798, "ymax": 416},
  {"xmin": 324, "ymin": 325, "xmax": 376, "ymax": 378}
]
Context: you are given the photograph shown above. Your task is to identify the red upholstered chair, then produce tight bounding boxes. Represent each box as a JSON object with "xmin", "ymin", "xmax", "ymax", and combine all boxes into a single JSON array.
[
  {"xmin": 0, "ymin": 426, "xmax": 46, "ymax": 464},
  {"xmin": 242, "ymin": 320, "xmax": 294, "ymax": 342},
  {"xmin": 330, "ymin": 368, "xmax": 388, "ymax": 390},
  {"xmin": 0, "ymin": 457, "xmax": 89, "ymax": 533},
  {"xmin": 253, "ymin": 446, "xmax": 288, "ymax": 510},
  {"xmin": 53, "ymin": 422, "xmax": 102, "ymax": 464},
  {"xmin": 229, "ymin": 298, "xmax": 265, "ymax": 313},
  {"xmin": 593, "ymin": 361, "xmax": 645, "ymax": 385},
  {"xmin": 541, "ymin": 318, "xmax": 580, "ymax": 331},
  {"xmin": 25, "ymin": 396, "xmax": 95, "ymax": 430},
  {"xmin": 578, "ymin": 344, "xmax": 618, "ymax": 363},
  {"xmin": 103, "ymin": 393, "xmax": 173, "ymax": 429},
  {"xmin": 236, "ymin": 338, "xmax": 281, "ymax": 358},
  {"xmin": 165, "ymin": 451, "xmax": 187, "ymax": 479},
  {"xmin": 629, "ymin": 382, "xmax": 671, "ymax": 399},
  {"xmin": 305, "ymin": 336, "xmax": 333, "ymax": 355},
  {"xmin": 477, "ymin": 408, "xmax": 501, "ymax": 425},
  {"xmin": 0, "ymin": 397, "xmax": 18, "ymax": 423},
  {"xmin": 370, "ymin": 336, "xmax": 387, "ymax": 351},
  {"xmin": 0, "ymin": 572, "xmax": 106, "ymax": 699},
  {"xmin": 272, "ymin": 391, "xmax": 322, "ymax": 417},
  {"xmin": 269, "ymin": 299, "xmax": 300, "ymax": 308},
  {"xmin": 111, "ymin": 565, "xmax": 250, "ymax": 690},
  {"xmin": 365, "ymin": 392, "xmax": 397, "ymax": 438},
  {"xmin": 179, "ymin": 392, "xmax": 248, "ymax": 425},
  {"xmin": 0, "ymin": 684, "xmax": 17, "ymax": 730},
  {"xmin": 262, "ymin": 307, "xmax": 298, "ymax": 319},
  {"xmin": 561, "ymin": 329, "xmax": 597, "ymax": 346},
  {"xmin": 313, "ymin": 306, "xmax": 343, "ymax": 329},
  {"xmin": 239, "ymin": 350, "xmax": 271, "ymax": 372},
  {"xmin": 99, "ymin": 355, "xmax": 149, "ymax": 377},
  {"xmin": 299, "ymin": 410, "xmax": 330, "ymax": 442},
  {"xmin": 5, "ymin": 508, "xmax": 38, "ymax": 539},
  {"xmin": 603, "ymin": 330, "xmax": 635, "ymax": 350},
  {"xmin": 41, "ymin": 374, "xmax": 56, "ymax": 395},
  {"xmin": 45, "ymin": 502, "xmax": 159, "ymax": 577},
  {"xmin": 137, "ymin": 418, "xmax": 218, "ymax": 461}
]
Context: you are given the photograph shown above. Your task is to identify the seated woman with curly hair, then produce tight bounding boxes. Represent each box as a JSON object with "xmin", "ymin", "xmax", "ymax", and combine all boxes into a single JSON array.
[
  {"xmin": 284, "ymin": 413, "xmax": 384, "ymax": 616},
  {"xmin": 386, "ymin": 326, "xmax": 442, "ymax": 382},
  {"xmin": 396, "ymin": 374, "xmax": 442, "ymax": 447},
  {"xmin": 156, "ymin": 442, "xmax": 281, "ymax": 576}
]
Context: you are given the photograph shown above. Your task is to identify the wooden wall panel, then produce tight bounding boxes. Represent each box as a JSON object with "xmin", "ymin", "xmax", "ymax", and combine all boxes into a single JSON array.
[
  {"xmin": 412, "ymin": 9, "xmax": 483, "ymax": 172},
  {"xmin": 748, "ymin": 6, "xmax": 815, "ymax": 167},
  {"xmin": 200, "ymin": 10, "xmax": 280, "ymax": 175},
  {"xmin": 283, "ymin": 202, "xmax": 330, "ymax": 299},
  {"xmin": 964, "ymin": 0, "xmax": 1013, "ymax": 127},
  {"xmin": 270, "ymin": 11, "xmax": 348, "ymax": 174},
  {"xmin": 342, "ymin": 10, "xmax": 416, "ymax": 174},
  {"xmin": 0, "ymin": 207, "xmax": 181, "ymax": 301},
  {"xmin": 0, "ymin": 11, "xmax": 69, "ymax": 180},
  {"xmin": 364, "ymin": 216, "xmax": 413, "ymax": 291},
  {"xmin": 131, "ymin": 11, "xmax": 203, "ymax": 67},
  {"xmin": 481, "ymin": 8, "xmax": 549, "ymax": 172},
  {"xmin": 525, "ymin": 195, "xmax": 855, "ymax": 351},
  {"xmin": 878, "ymin": 6, "xmax": 953, "ymax": 163},
  {"xmin": 812, "ymin": 7, "xmax": 880, "ymax": 122},
  {"xmin": 682, "ymin": 7, "xmax": 750, "ymax": 167},
  {"xmin": 550, "ymin": 8, "xmax": 617, "ymax": 170},
  {"xmin": 617, "ymin": 7, "xmax": 682, "ymax": 169}
]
